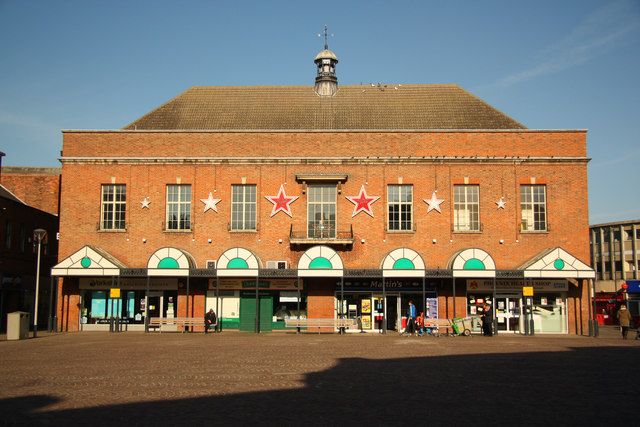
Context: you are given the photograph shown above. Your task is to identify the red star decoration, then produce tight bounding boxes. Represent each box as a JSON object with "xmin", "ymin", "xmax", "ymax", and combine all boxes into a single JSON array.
[
  {"xmin": 346, "ymin": 185, "xmax": 380, "ymax": 217},
  {"xmin": 265, "ymin": 185, "xmax": 299, "ymax": 217}
]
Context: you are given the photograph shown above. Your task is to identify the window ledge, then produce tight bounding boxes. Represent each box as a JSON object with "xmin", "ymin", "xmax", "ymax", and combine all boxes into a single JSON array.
[
  {"xmin": 163, "ymin": 229, "xmax": 193, "ymax": 233},
  {"xmin": 519, "ymin": 230, "xmax": 549, "ymax": 234},
  {"xmin": 452, "ymin": 231, "xmax": 482, "ymax": 234},
  {"xmin": 385, "ymin": 230, "xmax": 416, "ymax": 234},
  {"xmin": 98, "ymin": 229, "xmax": 127, "ymax": 233},
  {"xmin": 229, "ymin": 230, "xmax": 258, "ymax": 233}
]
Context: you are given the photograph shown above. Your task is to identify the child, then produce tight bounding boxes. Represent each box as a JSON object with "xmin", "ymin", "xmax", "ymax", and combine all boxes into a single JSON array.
[{"xmin": 415, "ymin": 311, "xmax": 425, "ymax": 336}]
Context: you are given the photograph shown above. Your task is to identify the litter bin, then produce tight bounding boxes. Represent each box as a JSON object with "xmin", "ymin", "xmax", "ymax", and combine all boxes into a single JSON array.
[{"xmin": 7, "ymin": 311, "xmax": 30, "ymax": 340}]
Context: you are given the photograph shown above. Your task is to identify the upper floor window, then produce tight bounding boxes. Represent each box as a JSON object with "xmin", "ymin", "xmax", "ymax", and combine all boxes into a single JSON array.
[
  {"xmin": 387, "ymin": 185, "xmax": 413, "ymax": 231},
  {"xmin": 521, "ymin": 185, "xmax": 546, "ymax": 231},
  {"xmin": 307, "ymin": 184, "xmax": 336, "ymax": 238},
  {"xmin": 5, "ymin": 221, "xmax": 12, "ymax": 250},
  {"xmin": 166, "ymin": 184, "xmax": 191, "ymax": 230},
  {"xmin": 454, "ymin": 185, "xmax": 480, "ymax": 231},
  {"xmin": 101, "ymin": 184, "xmax": 126, "ymax": 230},
  {"xmin": 19, "ymin": 223, "xmax": 26, "ymax": 252},
  {"xmin": 231, "ymin": 184, "xmax": 256, "ymax": 231}
]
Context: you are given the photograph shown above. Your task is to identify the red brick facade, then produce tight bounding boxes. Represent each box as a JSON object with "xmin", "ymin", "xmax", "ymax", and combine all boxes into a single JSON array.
[
  {"xmin": 56, "ymin": 129, "xmax": 592, "ymax": 334},
  {"xmin": 1, "ymin": 167, "xmax": 61, "ymax": 216}
]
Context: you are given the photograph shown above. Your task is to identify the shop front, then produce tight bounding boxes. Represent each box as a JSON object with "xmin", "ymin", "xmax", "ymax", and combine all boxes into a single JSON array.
[
  {"xmin": 336, "ymin": 278, "xmax": 437, "ymax": 332},
  {"xmin": 466, "ymin": 279, "xmax": 569, "ymax": 334},
  {"xmin": 79, "ymin": 277, "xmax": 179, "ymax": 331},
  {"xmin": 206, "ymin": 278, "xmax": 306, "ymax": 331}
]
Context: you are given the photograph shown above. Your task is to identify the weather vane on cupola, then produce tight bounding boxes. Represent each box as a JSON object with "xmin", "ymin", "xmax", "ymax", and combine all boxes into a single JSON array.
[{"xmin": 314, "ymin": 25, "xmax": 339, "ymax": 97}]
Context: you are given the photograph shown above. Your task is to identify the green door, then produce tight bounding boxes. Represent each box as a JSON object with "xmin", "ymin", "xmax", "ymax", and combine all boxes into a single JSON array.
[{"xmin": 239, "ymin": 292, "xmax": 273, "ymax": 332}]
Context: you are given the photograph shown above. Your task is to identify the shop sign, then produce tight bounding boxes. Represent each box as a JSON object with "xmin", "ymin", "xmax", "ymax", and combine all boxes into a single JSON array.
[
  {"xmin": 208, "ymin": 279, "xmax": 298, "ymax": 291},
  {"xmin": 109, "ymin": 288, "xmax": 121, "ymax": 298},
  {"xmin": 341, "ymin": 279, "xmax": 437, "ymax": 293},
  {"xmin": 466, "ymin": 279, "xmax": 567, "ymax": 292},
  {"xmin": 522, "ymin": 286, "xmax": 534, "ymax": 297},
  {"xmin": 79, "ymin": 278, "xmax": 178, "ymax": 290}
]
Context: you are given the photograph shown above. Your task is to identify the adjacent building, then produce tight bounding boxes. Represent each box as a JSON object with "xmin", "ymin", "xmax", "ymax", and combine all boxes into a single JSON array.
[
  {"xmin": 590, "ymin": 219, "xmax": 640, "ymax": 324},
  {"xmin": 53, "ymin": 45, "xmax": 595, "ymax": 334},
  {"xmin": 0, "ymin": 166, "xmax": 60, "ymax": 332}
]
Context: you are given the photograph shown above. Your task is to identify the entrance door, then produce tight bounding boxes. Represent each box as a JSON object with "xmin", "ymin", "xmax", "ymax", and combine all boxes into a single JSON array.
[
  {"xmin": 147, "ymin": 295, "xmax": 161, "ymax": 318},
  {"xmin": 495, "ymin": 296, "xmax": 521, "ymax": 333},
  {"xmin": 386, "ymin": 295, "xmax": 398, "ymax": 331},
  {"xmin": 239, "ymin": 292, "xmax": 273, "ymax": 332}
]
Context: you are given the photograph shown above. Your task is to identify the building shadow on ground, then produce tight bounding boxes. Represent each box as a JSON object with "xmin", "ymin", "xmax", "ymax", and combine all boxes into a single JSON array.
[{"xmin": 2, "ymin": 346, "xmax": 638, "ymax": 425}]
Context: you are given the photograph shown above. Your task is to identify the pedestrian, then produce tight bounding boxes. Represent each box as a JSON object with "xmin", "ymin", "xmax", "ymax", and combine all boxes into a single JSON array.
[
  {"xmin": 481, "ymin": 304, "xmax": 493, "ymax": 336},
  {"xmin": 416, "ymin": 311, "xmax": 425, "ymax": 336},
  {"xmin": 405, "ymin": 300, "xmax": 417, "ymax": 336},
  {"xmin": 204, "ymin": 308, "xmax": 217, "ymax": 334},
  {"xmin": 617, "ymin": 304, "xmax": 632, "ymax": 339}
]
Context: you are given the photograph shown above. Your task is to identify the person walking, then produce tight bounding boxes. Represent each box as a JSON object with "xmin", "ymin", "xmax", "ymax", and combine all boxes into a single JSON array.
[
  {"xmin": 617, "ymin": 304, "xmax": 633, "ymax": 339},
  {"xmin": 204, "ymin": 308, "xmax": 217, "ymax": 334},
  {"xmin": 405, "ymin": 300, "xmax": 417, "ymax": 336}
]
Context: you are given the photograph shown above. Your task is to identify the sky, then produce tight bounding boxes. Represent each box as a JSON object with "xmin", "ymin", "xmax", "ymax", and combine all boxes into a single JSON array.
[{"xmin": 0, "ymin": 0, "xmax": 638, "ymax": 224}]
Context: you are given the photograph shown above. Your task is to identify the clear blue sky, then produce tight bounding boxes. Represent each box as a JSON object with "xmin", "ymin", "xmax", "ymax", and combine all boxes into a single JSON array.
[{"xmin": 1, "ymin": 0, "xmax": 638, "ymax": 224}]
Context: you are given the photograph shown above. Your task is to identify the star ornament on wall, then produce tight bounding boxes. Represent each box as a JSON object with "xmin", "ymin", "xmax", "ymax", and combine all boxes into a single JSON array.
[
  {"xmin": 141, "ymin": 197, "xmax": 151, "ymax": 209},
  {"xmin": 265, "ymin": 185, "xmax": 299, "ymax": 217},
  {"xmin": 496, "ymin": 197, "xmax": 506, "ymax": 209},
  {"xmin": 346, "ymin": 185, "xmax": 380, "ymax": 217},
  {"xmin": 201, "ymin": 192, "xmax": 221, "ymax": 213},
  {"xmin": 424, "ymin": 191, "xmax": 445, "ymax": 213}
]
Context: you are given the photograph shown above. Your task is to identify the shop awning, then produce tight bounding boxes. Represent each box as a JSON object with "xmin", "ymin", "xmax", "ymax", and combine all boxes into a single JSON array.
[
  {"xmin": 216, "ymin": 247, "xmax": 260, "ymax": 277},
  {"xmin": 147, "ymin": 247, "xmax": 195, "ymax": 277},
  {"xmin": 52, "ymin": 245, "xmax": 126, "ymax": 276},
  {"xmin": 381, "ymin": 248, "xmax": 426, "ymax": 278},
  {"xmin": 297, "ymin": 245, "xmax": 344, "ymax": 277},
  {"xmin": 519, "ymin": 247, "xmax": 595, "ymax": 279},
  {"xmin": 449, "ymin": 248, "xmax": 496, "ymax": 278}
]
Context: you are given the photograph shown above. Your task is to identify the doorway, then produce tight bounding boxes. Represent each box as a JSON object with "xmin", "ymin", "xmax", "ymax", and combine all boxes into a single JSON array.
[
  {"xmin": 495, "ymin": 295, "xmax": 521, "ymax": 333},
  {"xmin": 239, "ymin": 292, "xmax": 273, "ymax": 332},
  {"xmin": 385, "ymin": 295, "xmax": 399, "ymax": 331}
]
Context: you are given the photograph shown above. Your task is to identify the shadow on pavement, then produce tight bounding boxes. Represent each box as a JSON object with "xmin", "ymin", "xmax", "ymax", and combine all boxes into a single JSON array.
[{"xmin": 2, "ymin": 345, "xmax": 637, "ymax": 425}]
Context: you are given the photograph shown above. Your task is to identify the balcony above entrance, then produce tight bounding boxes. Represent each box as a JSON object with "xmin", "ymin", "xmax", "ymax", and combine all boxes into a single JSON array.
[{"xmin": 289, "ymin": 224, "xmax": 354, "ymax": 246}]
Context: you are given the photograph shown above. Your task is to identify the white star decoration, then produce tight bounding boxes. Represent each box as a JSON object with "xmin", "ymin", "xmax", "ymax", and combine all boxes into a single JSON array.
[
  {"xmin": 424, "ymin": 191, "xmax": 445, "ymax": 213},
  {"xmin": 200, "ymin": 192, "xmax": 221, "ymax": 213},
  {"xmin": 141, "ymin": 197, "xmax": 151, "ymax": 209},
  {"xmin": 346, "ymin": 185, "xmax": 380, "ymax": 217},
  {"xmin": 496, "ymin": 197, "xmax": 506, "ymax": 209}
]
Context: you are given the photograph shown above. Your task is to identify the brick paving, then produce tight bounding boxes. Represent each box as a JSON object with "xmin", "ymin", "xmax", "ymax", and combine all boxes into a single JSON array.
[{"xmin": 1, "ymin": 331, "xmax": 638, "ymax": 426}]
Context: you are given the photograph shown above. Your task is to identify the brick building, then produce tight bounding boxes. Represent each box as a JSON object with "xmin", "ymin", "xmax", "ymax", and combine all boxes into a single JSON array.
[
  {"xmin": 53, "ymin": 45, "xmax": 594, "ymax": 334},
  {"xmin": 0, "ymin": 166, "xmax": 60, "ymax": 332}
]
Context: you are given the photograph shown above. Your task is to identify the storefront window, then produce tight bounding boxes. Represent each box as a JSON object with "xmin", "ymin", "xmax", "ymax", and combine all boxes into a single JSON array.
[{"xmin": 531, "ymin": 294, "xmax": 567, "ymax": 333}]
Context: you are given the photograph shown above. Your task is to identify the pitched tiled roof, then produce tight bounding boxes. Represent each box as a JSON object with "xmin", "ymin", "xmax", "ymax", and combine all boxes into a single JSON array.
[
  {"xmin": 0, "ymin": 184, "xmax": 26, "ymax": 204},
  {"xmin": 124, "ymin": 84, "xmax": 526, "ymax": 130}
]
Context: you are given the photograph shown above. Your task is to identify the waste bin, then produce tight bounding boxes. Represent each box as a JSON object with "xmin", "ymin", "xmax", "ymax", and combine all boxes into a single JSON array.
[{"xmin": 7, "ymin": 311, "xmax": 30, "ymax": 340}]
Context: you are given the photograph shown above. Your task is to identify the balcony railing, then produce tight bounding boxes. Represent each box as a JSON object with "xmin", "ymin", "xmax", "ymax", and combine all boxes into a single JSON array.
[{"xmin": 289, "ymin": 224, "xmax": 354, "ymax": 245}]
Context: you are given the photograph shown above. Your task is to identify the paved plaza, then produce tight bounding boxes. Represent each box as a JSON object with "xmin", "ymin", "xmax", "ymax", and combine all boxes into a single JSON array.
[{"xmin": 1, "ymin": 330, "xmax": 638, "ymax": 426}]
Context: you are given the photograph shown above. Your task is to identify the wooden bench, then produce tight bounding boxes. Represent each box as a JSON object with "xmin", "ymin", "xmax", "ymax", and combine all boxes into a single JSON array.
[
  {"xmin": 285, "ymin": 318, "xmax": 357, "ymax": 333},
  {"xmin": 148, "ymin": 317, "xmax": 216, "ymax": 333}
]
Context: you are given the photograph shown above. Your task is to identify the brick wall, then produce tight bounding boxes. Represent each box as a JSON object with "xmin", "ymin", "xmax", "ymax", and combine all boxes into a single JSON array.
[
  {"xmin": 1, "ymin": 167, "xmax": 61, "ymax": 216},
  {"xmin": 57, "ymin": 130, "xmax": 591, "ymax": 333}
]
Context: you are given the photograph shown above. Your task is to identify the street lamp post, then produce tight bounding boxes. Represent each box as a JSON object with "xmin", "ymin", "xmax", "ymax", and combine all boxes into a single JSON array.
[{"xmin": 33, "ymin": 229, "xmax": 47, "ymax": 338}]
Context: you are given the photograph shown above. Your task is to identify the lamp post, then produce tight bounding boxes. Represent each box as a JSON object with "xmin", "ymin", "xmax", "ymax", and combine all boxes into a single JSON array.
[{"xmin": 32, "ymin": 229, "xmax": 47, "ymax": 338}]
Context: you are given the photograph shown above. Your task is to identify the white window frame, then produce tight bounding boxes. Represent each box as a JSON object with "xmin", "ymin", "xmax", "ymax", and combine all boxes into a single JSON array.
[
  {"xmin": 230, "ymin": 184, "xmax": 257, "ymax": 231},
  {"xmin": 520, "ymin": 185, "xmax": 547, "ymax": 232},
  {"xmin": 453, "ymin": 185, "xmax": 480, "ymax": 232},
  {"xmin": 166, "ymin": 184, "xmax": 191, "ymax": 231},
  {"xmin": 100, "ymin": 184, "xmax": 126, "ymax": 230},
  {"xmin": 307, "ymin": 184, "xmax": 337, "ymax": 239},
  {"xmin": 387, "ymin": 185, "xmax": 413, "ymax": 231}
]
